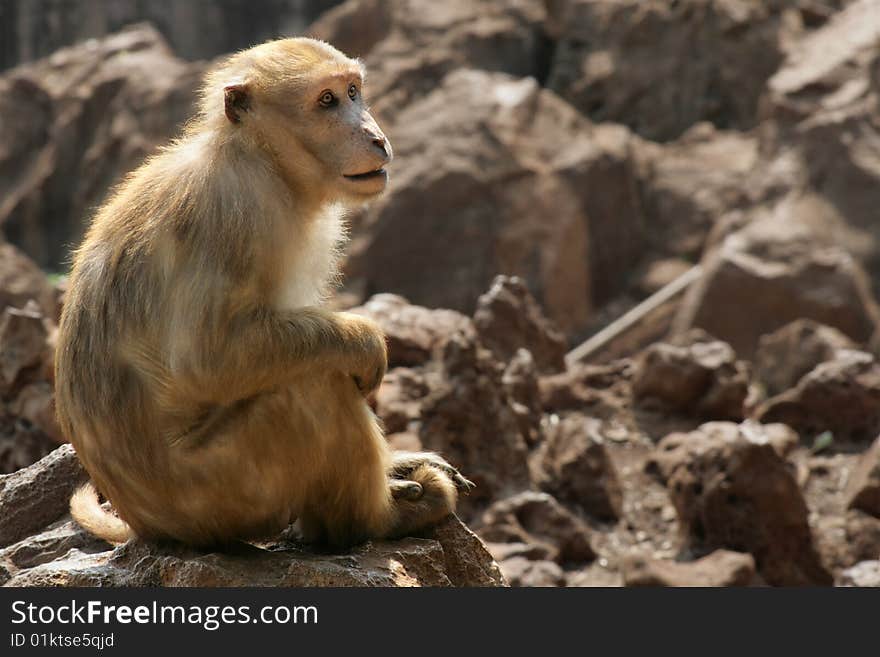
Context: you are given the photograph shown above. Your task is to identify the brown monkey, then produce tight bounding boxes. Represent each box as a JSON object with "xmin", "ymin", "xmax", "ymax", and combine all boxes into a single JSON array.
[{"xmin": 56, "ymin": 38, "xmax": 472, "ymax": 549}]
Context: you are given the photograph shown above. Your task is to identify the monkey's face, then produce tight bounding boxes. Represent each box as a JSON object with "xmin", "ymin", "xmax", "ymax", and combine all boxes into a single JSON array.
[
  {"xmin": 233, "ymin": 59, "xmax": 393, "ymax": 204},
  {"xmin": 300, "ymin": 70, "xmax": 393, "ymax": 202}
]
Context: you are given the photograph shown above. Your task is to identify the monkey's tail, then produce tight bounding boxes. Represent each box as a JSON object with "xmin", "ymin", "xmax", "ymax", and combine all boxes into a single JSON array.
[{"xmin": 70, "ymin": 482, "xmax": 133, "ymax": 545}]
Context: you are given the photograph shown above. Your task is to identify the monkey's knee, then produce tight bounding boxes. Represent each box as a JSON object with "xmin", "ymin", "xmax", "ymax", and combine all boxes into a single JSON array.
[{"xmin": 387, "ymin": 464, "xmax": 458, "ymax": 539}]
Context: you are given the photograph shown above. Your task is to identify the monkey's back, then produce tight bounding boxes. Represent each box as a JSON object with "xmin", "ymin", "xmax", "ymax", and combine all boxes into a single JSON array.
[{"xmin": 53, "ymin": 145, "xmax": 364, "ymax": 544}]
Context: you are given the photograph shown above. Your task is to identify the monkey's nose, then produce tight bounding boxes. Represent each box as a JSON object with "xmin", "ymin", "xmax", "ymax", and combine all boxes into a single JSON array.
[{"xmin": 372, "ymin": 137, "xmax": 390, "ymax": 159}]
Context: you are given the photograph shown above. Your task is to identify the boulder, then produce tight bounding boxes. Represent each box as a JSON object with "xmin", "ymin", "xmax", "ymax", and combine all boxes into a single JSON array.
[
  {"xmin": 473, "ymin": 275, "xmax": 567, "ymax": 373},
  {"xmin": 621, "ymin": 550, "xmax": 756, "ymax": 587},
  {"xmin": 636, "ymin": 124, "xmax": 761, "ymax": 259},
  {"xmin": 654, "ymin": 421, "xmax": 832, "ymax": 585},
  {"xmin": 755, "ymin": 350, "xmax": 880, "ymax": 443},
  {"xmin": 3, "ymin": 2, "xmax": 340, "ymax": 71},
  {"xmin": 760, "ymin": 0, "xmax": 880, "ymax": 264},
  {"xmin": 755, "ymin": 319, "xmax": 857, "ymax": 396},
  {"xmin": 647, "ymin": 421, "xmax": 799, "ymax": 482},
  {"xmin": 418, "ymin": 331, "xmax": 532, "ymax": 516},
  {"xmin": 309, "ymin": 0, "xmax": 550, "ymax": 122},
  {"xmin": 632, "ymin": 331, "xmax": 750, "ymax": 421},
  {"xmin": 344, "ymin": 69, "xmax": 646, "ymax": 337},
  {"xmin": 351, "ymin": 293, "xmax": 475, "ymax": 368},
  {"xmin": 0, "ymin": 444, "xmax": 87, "ymax": 548},
  {"xmin": 2, "ymin": 515, "xmax": 505, "ymax": 587},
  {"xmin": 0, "ymin": 416, "xmax": 57, "ymax": 475},
  {"xmin": 674, "ymin": 213, "xmax": 880, "ymax": 358},
  {"xmin": 531, "ymin": 415, "xmax": 623, "ymax": 520},
  {"xmin": 0, "ymin": 303, "xmax": 47, "ymax": 393},
  {"xmin": 0, "ymin": 242, "xmax": 56, "ymax": 317},
  {"xmin": 845, "ymin": 436, "xmax": 880, "ymax": 517},
  {"xmin": 546, "ymin": 0, "xmax": 802, "ymax": 141},
  {"xmin": 0, "ymin": 25, "xmax": 207, "ymax": 269},
  {"xmin": 477, "ymin": 491, "xmax": 596, "ymax": 565},
  {"xmin": 501, "ymin": 349, "xmax": 544, "ymax": 448},
  {"xmin": 539, "ymin": 359, "xmax": 635, "ymax": 415},
  {"xmin": 374, "ymin": 367, "xmax": 429, "ymax": 435}
]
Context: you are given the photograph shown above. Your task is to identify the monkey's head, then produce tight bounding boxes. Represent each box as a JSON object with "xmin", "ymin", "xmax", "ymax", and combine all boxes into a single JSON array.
[{"xmin": 204, "ymin": 38, "xmax": 393, "ymax": 204}]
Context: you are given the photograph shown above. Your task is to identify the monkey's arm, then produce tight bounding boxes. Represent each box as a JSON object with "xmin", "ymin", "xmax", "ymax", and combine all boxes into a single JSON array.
[{"xmin": 172, "ymin": 307, "xmax": 386, "ymax": 405}]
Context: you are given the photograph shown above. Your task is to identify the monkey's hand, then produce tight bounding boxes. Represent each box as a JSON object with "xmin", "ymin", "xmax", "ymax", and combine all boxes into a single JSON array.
[
  {"xmin": 390, "ymin": 451, "xmax": 476, "ymax": 494},
  {"xmin": 337, "ymin": 312, "xmax": 387, "ymax": 397}
]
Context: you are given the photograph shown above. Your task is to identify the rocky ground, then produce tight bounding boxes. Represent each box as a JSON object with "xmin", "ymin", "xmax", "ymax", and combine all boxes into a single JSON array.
[{"xmin": 1, "ymin": 0, "xmax": 880, "ymax": 586}]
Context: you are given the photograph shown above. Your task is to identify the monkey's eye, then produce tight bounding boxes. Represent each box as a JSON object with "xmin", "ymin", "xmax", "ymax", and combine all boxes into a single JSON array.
[
  {"xmin": 348, "ymin": 84, "xmax": 358, "ymax": 100},
  {"xmin": 318, "ymin": 91, "xmax": 336, "ymax": 107}
]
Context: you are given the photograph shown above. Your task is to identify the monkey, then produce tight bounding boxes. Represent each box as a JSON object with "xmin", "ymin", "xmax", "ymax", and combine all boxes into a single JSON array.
[{"xmin": 55, "ymin": 37, "xmax": 473, "ymax": 550}]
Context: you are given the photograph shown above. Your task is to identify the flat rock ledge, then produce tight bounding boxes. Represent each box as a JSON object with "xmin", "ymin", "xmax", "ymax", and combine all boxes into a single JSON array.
[{"xmin": 0, "ymin": 447, "xmax": 505, "ymax": 587}]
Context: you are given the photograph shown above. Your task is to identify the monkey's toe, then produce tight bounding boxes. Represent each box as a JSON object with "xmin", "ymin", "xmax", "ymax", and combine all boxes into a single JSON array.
[
  {"xmin": 390, "ymin": 479, "xmax": 423, "ymax": 501},
  {"xmin": 452, "ymin": 473, "xmax": 476, "ymax": 493}
]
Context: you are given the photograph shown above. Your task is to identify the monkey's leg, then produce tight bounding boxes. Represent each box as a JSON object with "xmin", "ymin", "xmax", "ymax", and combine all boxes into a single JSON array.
[{"xmin": 297, "ymin": 380, "xmax": 463, "ymax": 548}]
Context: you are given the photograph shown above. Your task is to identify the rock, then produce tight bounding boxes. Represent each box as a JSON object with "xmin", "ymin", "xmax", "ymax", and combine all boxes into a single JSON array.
[
  {"xmin": 374, "ymin": 367, "xmax": 429, "ymax": 435},
  {"xmin": 473, "ymin": 275, "xmax": 567, "ymax": 373},
  {"xmin": 755, "ymin": 319, "xmax": 857, "ymax": 396},
  {"xmin": 477, "ymin": 491, "xmax": 596, "ymax": 565},
  {"xmin": 531, "ymin": 415, "xmax": 623, "ymax": 520},
  {"xmin": 0, "ymin": 444, "xmax": 87, "ymax": 548},
  {"xmin": 3, "ymin": 1, "xmax": 340, "ymax": 70},
  {"xmin": 755, "ymin": 350, "xmax": 880, "ymax": 443},
  {"xmin": 647, "ymin": 421, "xmax": 799, "ymax": 482},
  {"xmin": 622, "ymin": 550, "xmax": 756, "ymax": 587},
  {"xmin": 309, "ymin": 0, "xmax": 550, "ymax": 122},
  {"xmin": 418, "ymin": 331, "xmax": 531, "ymax": 516},
  {"xmin": 8, "ymin": 381, "xmax": 62, "ymax": 444},
  {"xmin": 546, "ymin": 0, "xmax": 802, "ymax": 141},
  {"xmin": 426, "ymin": 515, "xmax": 507, "ymax": 586},
  {"xmin": 845, "ymin": 512, "xmax": 880, "ymax": 565},
  {"xmin": 0, "ymin": 518, "xmax": 111, "ymax": 571},
  {"xmin": 636, "ymin": 125, "xmax": 761, "ymax": 259},
  {"xmin": 0, "ymin": 242, "xmax": 56, "ymax": 317},
  {"xmin": 845, "ymin": 436, "xmax": 880, "ymax": 517},
  {"xmin": 501, "ymin": 349, "xmax": 544, "ymax": 448},
  {"xmin": 0, "ymin": 25, "xmax": 207, "ymax": 269},
  {"xmin": 352, "ymin": 294, "xmax": 475, "ymax": 367},
  {"xmin": 344, "ymin": 69, "xmax": 646, "ymax": 337},
  {"xmin": 674, "ymin": 214, "xmax": 880, "ymax": 358},
  {"xmin": 654, "ymin": 421, "xmax": 832, "ymax": 585},
  {"xmin": 632, "ymin": 331, "xmax": 750, "ymax": 421},
  {"xmin": 3, "ymin": 515, "xmax": 505, "ymax": 587},
  {"xmin": 0, "ymin": 303, "xmax": 47, "ymax": 393},
  {"xmin": 539, "ymin": 359, "xmax": 635, "ymax": 415},
  {"xmin": 307, "ymin": 0, "xmax": 393, "ymax": 60},
  {"xmin": 0, "ymin": 416, "xmax": 57, "ymax": 475},
  {"xmin": 760, "ymin": 0, "xmax": 880, "ymax": 264},
  {"xmin": 497, "ymin": 556, "xmax": 565, "ymax": 587},
  {"xmin": 838, "ymin": 560, "xmax": 880, "ymax": 587}
]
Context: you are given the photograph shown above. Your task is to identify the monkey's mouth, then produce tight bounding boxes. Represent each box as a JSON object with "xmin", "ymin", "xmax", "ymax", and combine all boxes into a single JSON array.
[{"xmin": 343, "ymin": 168, "xmax": 387, "ymax": 182}]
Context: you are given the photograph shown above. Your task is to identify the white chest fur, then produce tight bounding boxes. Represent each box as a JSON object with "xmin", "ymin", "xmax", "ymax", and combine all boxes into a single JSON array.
[{"xmin": 274, "ymin": 206, "xmax": 346, "ymax": 311}]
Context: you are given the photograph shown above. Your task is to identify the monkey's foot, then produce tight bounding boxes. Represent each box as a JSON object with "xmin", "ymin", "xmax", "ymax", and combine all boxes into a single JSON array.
[{"xmin": 390, "ymin": 451, "xmax": 475, "ymax": 494}]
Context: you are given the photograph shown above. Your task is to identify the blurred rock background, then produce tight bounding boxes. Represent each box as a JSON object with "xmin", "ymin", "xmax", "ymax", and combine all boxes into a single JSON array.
[{"xmin": 1, "ymin": 0, "xmax": 879, "ymax": 587}]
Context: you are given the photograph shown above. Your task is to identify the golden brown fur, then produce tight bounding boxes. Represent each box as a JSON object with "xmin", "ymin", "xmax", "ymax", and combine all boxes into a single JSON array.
[{"xmin": 57, "ymin": 38, "xmax": 471, "ymax": 549}]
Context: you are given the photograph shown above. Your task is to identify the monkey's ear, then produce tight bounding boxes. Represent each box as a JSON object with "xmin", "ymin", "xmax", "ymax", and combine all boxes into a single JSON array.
[{"xmin": 224, "ymin": 82, "xmax": 251, "ymax": 124}]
